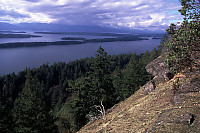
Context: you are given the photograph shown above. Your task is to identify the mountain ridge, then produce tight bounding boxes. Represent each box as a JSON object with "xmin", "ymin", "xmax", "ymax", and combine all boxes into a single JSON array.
[{"xmin": 0, "ymin": 22, "xmax": 164, "ymax": 34}]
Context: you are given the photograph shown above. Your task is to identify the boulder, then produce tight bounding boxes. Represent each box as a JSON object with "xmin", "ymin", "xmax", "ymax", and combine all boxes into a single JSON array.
[
  {"xmin": 145, "ymin": 54, "xmax": 173, "ymax": 86},
  {"xmin": 142, "ymin": 80, "xmax": 155, "ymax": 95}
]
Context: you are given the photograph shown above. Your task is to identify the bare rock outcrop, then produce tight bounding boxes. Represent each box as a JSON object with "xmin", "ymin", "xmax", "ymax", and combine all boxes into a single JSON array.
[
  {"xmin": 142, "ymin": 81, "xmax": 155, "ymax": 95},
  {"xmin": 142, "ymin": 54, "xmax": 174, "ymax": 95},
  {"xmin": 145, "ymin": 54, "xmax": 173, "ymax": 84},
  {"xmin": 78, "ymin": 53, "xmax": 200, "ymax": 133}
]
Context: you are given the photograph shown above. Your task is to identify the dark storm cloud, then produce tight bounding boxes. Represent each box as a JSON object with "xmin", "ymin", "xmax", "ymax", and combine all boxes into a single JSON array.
[
  {"xmin": 0, "ymin": 0, "xmax": 183, "ymax": 30},
  {"xmin": 24, "ymin": 0, "xmax": 41, "ymax": 2}
]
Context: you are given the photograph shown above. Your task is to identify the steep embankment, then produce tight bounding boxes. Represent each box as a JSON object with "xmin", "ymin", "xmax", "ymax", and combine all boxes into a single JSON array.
[{"xmin": 78, "ymin": 54, "xmax": 200, "ymax": 133}]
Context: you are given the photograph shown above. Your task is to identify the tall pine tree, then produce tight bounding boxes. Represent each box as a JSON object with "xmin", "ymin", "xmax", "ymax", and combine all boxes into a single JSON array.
[
  {"xmin": 123, "ymin": 53, "xmax": 152, "ymax": 98},
  {"xmin": 90, "ymin": 46, "xmax": 116, "ymax": 109},
  {"xmin": 12, "ymin": 70, "xmax": 57, "ymax": 132},
  {"xmin": 0, "ymin": 92, "xmax": 13, "ymax": 132}
]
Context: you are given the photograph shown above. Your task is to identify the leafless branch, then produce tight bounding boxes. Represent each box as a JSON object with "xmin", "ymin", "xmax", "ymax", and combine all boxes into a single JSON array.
[{"xmin": 94, "ymin": 100, "xmax": 106, "ymax": 120}]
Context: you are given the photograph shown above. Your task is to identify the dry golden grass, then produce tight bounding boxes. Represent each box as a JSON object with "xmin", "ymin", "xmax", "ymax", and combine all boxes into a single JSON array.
[{"xmin": 78, "ymin": 71, "xmax": 200, "ymax": 133}]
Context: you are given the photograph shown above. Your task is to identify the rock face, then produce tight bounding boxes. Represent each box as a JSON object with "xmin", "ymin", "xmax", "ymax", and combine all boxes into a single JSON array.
[
  {"xmin": 145, "ymin": 54, "xmax": 173, "ymax": 85},
  {"xmin": 142, "ymin": 81, "xmax": 155, "ymax": 95},
  {"xmin": 142, "ymin": 54, "xmax": 173, "ymax": 95},
  {"xmin": 77, "ymin": 54, "xmax": 200, "ymax": 133}
]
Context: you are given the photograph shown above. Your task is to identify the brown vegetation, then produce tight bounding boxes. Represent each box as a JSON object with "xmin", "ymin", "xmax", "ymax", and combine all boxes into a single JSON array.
[{"xmin": 78, "ymin": 55, "xmax": 200, "ymax": 133}]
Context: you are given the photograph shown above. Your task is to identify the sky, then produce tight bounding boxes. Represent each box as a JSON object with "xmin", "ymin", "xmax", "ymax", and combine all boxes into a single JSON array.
[{"xmin": 0, "ymin": 0, "xmax": 183, "ymax": 30}]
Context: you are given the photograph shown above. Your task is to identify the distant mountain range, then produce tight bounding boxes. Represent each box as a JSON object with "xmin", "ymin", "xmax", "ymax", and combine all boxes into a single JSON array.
[{"xmin": 0, "ymin": 22, "xmax": 164, "ymax": 34}]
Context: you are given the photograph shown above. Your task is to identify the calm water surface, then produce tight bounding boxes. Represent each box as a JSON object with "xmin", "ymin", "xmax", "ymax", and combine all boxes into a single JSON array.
[
  {"xmin": 0, "ymin": 31, "xmax": 115, "ymax": 44},
  {"xmin": 0, "ymin": 36, "xmax": 161, "ymax": 75}
]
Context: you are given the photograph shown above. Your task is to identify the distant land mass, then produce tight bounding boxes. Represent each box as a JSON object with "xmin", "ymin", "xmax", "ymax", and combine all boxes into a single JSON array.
[
  {"xmin": 0, "ymin": 22, "xmax": 165, "ymax": 34},
  {"xmin": 0, "ymin": 33, "xmax": 41, "ymax": 38},
  {"xmin": 0, "ymin": 34, "xmax": 149, "ymax": 49}
]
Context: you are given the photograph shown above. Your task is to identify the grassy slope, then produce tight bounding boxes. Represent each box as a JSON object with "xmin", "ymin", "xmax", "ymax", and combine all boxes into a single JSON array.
[{"xmin": 78, "ymin": 61, "xmax": 200, "ymax": 132}]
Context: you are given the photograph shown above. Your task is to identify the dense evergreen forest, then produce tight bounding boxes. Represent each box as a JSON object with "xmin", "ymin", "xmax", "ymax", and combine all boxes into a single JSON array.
[
  {"xmin": 0, "ymin": 44, "xmax": 161, "ymax": 132},
  {"xmin": 0, "ymin": 0, "xmax": 199, "ymax": 132}
]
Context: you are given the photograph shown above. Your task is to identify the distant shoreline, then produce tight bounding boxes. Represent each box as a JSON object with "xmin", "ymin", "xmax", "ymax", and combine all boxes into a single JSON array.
[
  {"xmin": 0, "ymin": 33, "xmax": 42, "ymax": 38},
  {"xmin": 34, "ymin": 31, "xmax": 134, "ymax": 37},
  {"xmin": 0, "ymin": 41, "xmax": 84, "ymax": 49},
  {"xmin": 0, "ymin": 31, "xmax": 163, "ymax": 49},
  {"xmin": 0, "ymin": 37, "xmax": 149, "ymax": 49}
]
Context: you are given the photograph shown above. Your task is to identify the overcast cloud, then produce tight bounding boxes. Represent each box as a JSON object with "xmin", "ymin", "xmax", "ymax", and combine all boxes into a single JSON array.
[{"xmin": 0, "ymin": 0, "xmax": 183, "ymax": 30}]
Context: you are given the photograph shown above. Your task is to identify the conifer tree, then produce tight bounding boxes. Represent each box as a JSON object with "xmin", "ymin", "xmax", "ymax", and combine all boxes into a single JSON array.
[
  {"xmin": 0, "ymin": 93, "xmax": 13, "ymax": 132},
  {"xmin": 123, "ymin": 53, "xmax": 151, "ymax": 98},
  {"xmin": 57, "ymin": 76, "xmax": 93, "ymax": 132},
  {"xmin": 165, "ymin": 0, "xmax": 200, "ymax": 73},
  {"xmin": 12, "ymin": 70, "xmax": 57, "ymax": 132},
  {"xmin": 90, "ymin": 46, "xmax": 116, "ymax": 108},
  {"xmin": 112, "ymin": 67, "xmax": 125, "ymax": 101}
]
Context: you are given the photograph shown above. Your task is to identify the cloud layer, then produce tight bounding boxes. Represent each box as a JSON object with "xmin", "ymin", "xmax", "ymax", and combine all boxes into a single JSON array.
[{"xmin": 0, "ymin": 0, "xmax": 183, "ymax": 30}]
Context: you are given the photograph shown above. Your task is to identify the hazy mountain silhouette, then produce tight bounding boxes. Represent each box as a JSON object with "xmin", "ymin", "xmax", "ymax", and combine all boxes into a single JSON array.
[{"xmin": 0, "ymin": 22, "xmax": 164, "ymax": 34}]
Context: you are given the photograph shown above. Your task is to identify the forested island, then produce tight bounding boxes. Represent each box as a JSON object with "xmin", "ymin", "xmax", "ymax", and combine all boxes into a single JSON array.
[
  {"xmin": 0, "ymin": 31, "xmax": 26, "ymax": 33},
  {"xmin": 0, "ymin": 41, "xmax": 84, "ymax": 48},
  {"xmin": 84, "ymin": 36, "xmax": 147, "ymax": 42},
  {"xmin": 62, "ymin": 35, "xmax": 147, "ymax": 42},
  {"xmin": 0, "ymin": 35, "xmax": 148, "ymax": 49},
  {"xmin": 61, "ymin": 37, "xmax": 86, "ymax": 40},
  {"xmin": 0, "ymin": 31, "xmax": 164, "ymax": 49},
  {"xmin": 0, "ymin": 33, "xmax": 41, "ymax": 38}
]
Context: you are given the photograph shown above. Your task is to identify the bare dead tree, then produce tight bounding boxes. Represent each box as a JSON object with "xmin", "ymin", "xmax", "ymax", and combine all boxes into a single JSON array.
[
  {"xmin": 94, "ymin": 100, "xmax": 106, "ymax": 120},
  {"xmin": 86, "ymin": 114, "xmax": 97, "ymax": 121},
  {"xmin": 86, "ymin": 100, "xmax": 106, "ymax": 122}
]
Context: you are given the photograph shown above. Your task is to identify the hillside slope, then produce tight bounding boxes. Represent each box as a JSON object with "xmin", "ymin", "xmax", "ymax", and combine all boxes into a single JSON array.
[{"xmin": 78, "ymin": 54, "xmax": 200, "ymax": 133}]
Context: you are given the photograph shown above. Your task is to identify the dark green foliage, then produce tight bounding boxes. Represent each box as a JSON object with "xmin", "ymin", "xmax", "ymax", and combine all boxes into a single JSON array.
[
  {"xmin": 56, "ymin": 76, "xmax": 93, "ymax": 132},
  {"xmin": 122, "ymin": 53, "xmax": 153, "ymax": 99},
  {"xmin": 12, "ymin": 71, "xmax": 57, "ymax": 132},
  {"xmin": 57, "ymin": 47, "xmax": 160, "ymax": 132},
  {"xmin": 165, "ymin": 22, "xmax": 200, "ymax": 73},
  {"xmin": 0, "ymin": 99, "xmax": 8, "ymax": 132},
  {"xmin": 178, "ymin": 0, "xmax": 200, "ymax": 21},
  {"xmin": 165, "ymin": 0, "xmax": 200, "ymax": 73},
  {"xmin": 90, "ymin": 46, "xmax": 116, "ymax": 108},
  {"xmin": 0, "ymin": 45, "xmax": 161, "ymax": 132},
  {"xmin": 56, "ymin": 95, "xmax": 78, "ymax": 133},
  {"xmin": 166, "ymin": 23, "xmax": 177, "ymax": 35},
  {"xmin": 0, "ymin": 92, "xmax": 13, "ymax": 132},
  {"xmin": 57, "ymin": 47, "xmax": 117, "ymax": 132},
  {"xmin": 158, "ymin": 33, "xmax": 169, "ymax": 54},
  {"xmin": 112, "ymin": 68, "xmax": 125, "ymax": 101},
  {"xmin": 114, "ymin": 50, "xmax": 159, "ymax": 100}
]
